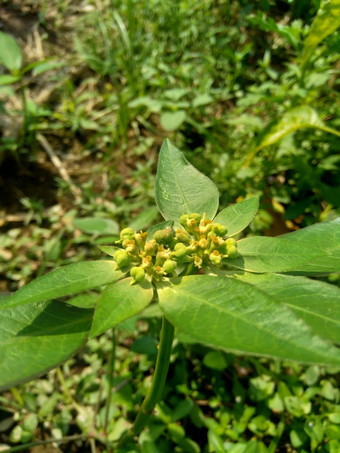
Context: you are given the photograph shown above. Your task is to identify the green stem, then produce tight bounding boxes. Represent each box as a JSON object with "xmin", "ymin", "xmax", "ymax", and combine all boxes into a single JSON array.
[
  {"xmin": 132, "ymin": 316, "xmax": 174, "ymax": 436},
  {"xmin": 103, "ymin": 330, "xmax": 116, "ymax": 434}
]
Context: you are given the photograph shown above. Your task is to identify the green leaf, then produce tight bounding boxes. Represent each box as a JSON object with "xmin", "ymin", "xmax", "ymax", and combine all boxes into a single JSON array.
[
  {"xmin": 73, "ymin": 217, "xmax": 119, "ymax": 235},
  {"xmin": 160, "ymin": 111, "xmax": 186, "ymax": 131},
  {"xmin": 0, "ymin": 301, "xmax": 92, "ymax": 390},
  {"xmin": 155, "ymin": 139, "xmax": 219, "ymax": 222},
  {"xmin": 0, "ymin": 74, "xmax": 21, "ymax": 85},
  {"xmin": 214, "ymin": 197, "xmax": 259, "ymax": 236},
  {"xmin": 90, "ymin": 277, "xmax": 154, "ymax": 337},
  {"xmin": 158, "ymin": 275, "xmax": 340, "ymax": 364},
  {"xmin": 97, "ymin": 245, "xmax": 120, "ymax": 257},
  {"xmin": 228, "ymin": 218, "xmax": 340, "ymax": 274},
  {"xmin": 231, "ymin": 273, "xmax": 340, "ymax": 344},
  {"xmin": 301, "ymin": 0, "xmax": 340, "ymax": 67},
  {"xmin": 129, "ymin": 206, "xmax": 159, "ymax": 231},
  {"xmin": 0, "ymin": 32, "xmax": 22, "ymax": 72},
  {"xmin": 259, "ymin": 106, "xmax": 340, "ymax": 150},
  {"xmin": 3, "ymin": 261, "xmax": 123, "ymax": 309}
]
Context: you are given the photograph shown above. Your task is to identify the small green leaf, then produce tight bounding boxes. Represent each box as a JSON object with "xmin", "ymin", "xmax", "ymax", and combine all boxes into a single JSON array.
[
  {"xmin": 158, "ymin": 275, "xmax": 340, "ymax": 364},
  {"xmin": 3, "ymin": 261, "xmax": 123, "ymax": 308},
  {"xmin": 232, "ymin": 273, "xmax": 340, "ymax": 344},
  {"xmin": 0, "ymin": 301, "xmax": 92, "ymax": 391},
  {"xmin": 214, "ymin": 197, "xmax": 259, "ymax": 236},
  {"xmin": 0, "ymin": 74, "xmax": 21, "ymax": 85},
  {"xmin": 90, "ymin": 277, "xmax": 154, "ymax": 337},
  {"xmin": 160, "ymin": 111, "xmax": 186, "ymax": 131},
  {"xmin": 73, "ymin": 217, "xmax": 119, "ymax": 235},
  {"xmin": 0, "ymin": 32, "xmax": 22, "ymax": 72},
  {"xmin": 97, "ymin": 245, "xmax": 120, "ymax": 257},
  {"xmin": 155, "ymin": 139, "xmax": 219, "ymax": 222},
  {"xmin": 301, "ymin": 0, "xmax": 340, "ymax": 67}
]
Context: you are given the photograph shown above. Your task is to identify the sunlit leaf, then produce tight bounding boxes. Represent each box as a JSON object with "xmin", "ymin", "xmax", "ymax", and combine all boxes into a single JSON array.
[
  {"xmin": 74, "ymin": 217, "xmax": 119, "ymax": 235},
  {"xmin": 90, "ymin": 278, "xmax": 154, "ymax": 337},
  {"xmin": 3, "ymin": 261, "xmax": 123, "ymax": 308},
  {"xmin": 0, "ymin": 32, "xmax": 22, "ymax": 72},
  {"xmin": 214, "ymin": 197, "xmax": 259, "ymax": 236},
  {"xmin": 301, "ymin": 0, "xmax": 340, "ymax": 67},
  {"xmin": 155, "ymin": 139, "xmax": 219, "ymax": 222},
  {"xmin": 158, "ymin": 275, "xmax": 340, "ymax": 364},
  {"xmin": 0, "ymin": 301, "xmax": 92, "ymax": 391},
  {"xmin": 160, "ymin": 111, "xmax": 186, "ymax": 131}
]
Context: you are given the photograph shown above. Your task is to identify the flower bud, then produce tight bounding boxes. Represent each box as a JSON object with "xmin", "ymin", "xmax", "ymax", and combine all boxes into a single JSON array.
[
  {"xmin": 134, "ymin": 231, "xmax": 147, "ymax": 249},
  {"xmin": 227, "ymin": 245, "xmax": 238, "ymax": 258},
  {"xmin": 226, "ymin": 238, "xmax": 237, "ymax": 247},
  {"xmin": 153, "ymin": 227, "xmax": 174, "ymax": 246},
  {"xmin": 179, "ymin": 214, "xmax": 189, "ymax": 228},
  {"xmin": 172, "ymin": 245, "xmax": 188, "ymax": 260},
  {"xmin": 113, "ymin": 250, "xmax": 131, "ymax": 269},
  {"xmin": 130, "ymin": 266, "xmax": 145, "ymax": 284},
  {"xmin": 213, "ymin": 223, "xmax": 228, "ymax": 237},
  {"xmin": 175, "ymin": 229, "xmax": 191, "ymax": 244},
  {"xmin": 163, "ymin": 259, "xmax": 177, "ymax": 274},
  {"xmin": 120, "ymin": 227, "xmax": 135, "ymax": 241},
  {"xmin": 144, "ymin": 240, "xmax": 158, "ymax": 256},
  {"xmin": 209, "ymin": 250, "xmax": 222, "ymax": 265},
  {"xmin": 198, "ymin": 238, "xmax": 208, "ymax": 249},
  {"xmin": 194, "ymin": 256, "xmax": 203, "ymax": 268}
]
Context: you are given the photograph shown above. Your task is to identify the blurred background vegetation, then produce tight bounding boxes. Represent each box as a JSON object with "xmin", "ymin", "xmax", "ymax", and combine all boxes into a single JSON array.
[{"xmin": 0, "ymin": 0, "xmax": 340, "ymax": 451}]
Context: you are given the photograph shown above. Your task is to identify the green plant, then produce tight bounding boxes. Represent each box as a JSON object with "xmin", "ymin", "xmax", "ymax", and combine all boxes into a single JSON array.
[
  {"xmin": 0, "ymin": 31, "xmax": 62, "ymax": 157},
  {"xmin": 1, "ymin": 139, "xmax": 340, "ymax": 449}
]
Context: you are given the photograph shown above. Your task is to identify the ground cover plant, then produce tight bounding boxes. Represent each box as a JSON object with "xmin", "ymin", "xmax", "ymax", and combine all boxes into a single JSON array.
[{"xmin": 1, "ymin": 140, "xmax": 340, "ymax": 451}]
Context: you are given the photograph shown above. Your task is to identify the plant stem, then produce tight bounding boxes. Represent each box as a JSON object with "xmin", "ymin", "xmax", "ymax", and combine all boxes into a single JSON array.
[
  {"xmin": 103, "ymin": 329, "xmax": 116, "ymax": 434},
  {"xmin": 132, "ymin": 316, "xmax": 174, "ymax": 435}
]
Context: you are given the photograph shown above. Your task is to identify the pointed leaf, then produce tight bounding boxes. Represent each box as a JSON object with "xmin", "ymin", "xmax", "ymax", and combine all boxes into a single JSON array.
[
  {"xmin": 155, "ymin": 139, "xmax": 219, "ymax": 222},
  {"xmin": 257, "ymin": 106, "xmax": 340, "ymax": 152},
  {"xmin": 73, "ymin": 217, "xmax": 119, "ymax": 235},
  {"xmin": 158, "ymin": 275, "xmax": 340, "ymax": 365},
  {"xmin": 214, "ymin": 197, "xmax": 259, "ymax": 236},
  {"xmin": 0, "ymin": 301, "xmax": 92, "ymax": 391},
  {"xmin": 0, "ymin": 32, "xmax": 22, "ymax": 72},
  {"xmin": 3, "ymin": 261, "xmax": 123, "ymax": 309},
  {"xmin": 301, "ymin": 0, "xmax": 340, "ymax": 67},
  {"xmin": 90, "ymin": 278, "xmax": 154, "ymax": 338},
  {"xmin": 228, "ymin": 218, "xmax": 340, "ymax": 274},
  {"xmin": 232, "ymin": 272, "xmax": 340, "ymax": 344}
]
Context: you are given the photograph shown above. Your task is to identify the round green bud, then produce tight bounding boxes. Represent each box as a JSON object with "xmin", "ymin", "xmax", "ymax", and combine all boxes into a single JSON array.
[
  {"xmin": 174, "ymin": 242, "xmax": 186, "ymax": 250},
  {"xmin": 172, "ymin": 245, "xmax": 188, "ymax": 260},
  {"xmin": 113, "ymin": 250, "xmax": 131, "ymax": 268},
  {"xmin": 130, "ymin": 266, "xmax": 145, "ymax": 284},
  {"xmin": 153, "ymin": 227, "xmax": 174, "ymax": 245},
  {"xmin": 120, "ymin": 227, "xmax": 135, "ymax": 241},
  {"xmin": 189, "ymin": 213, "xmax": 201, "ymax": 223},
  {"xmin": 175, "ymin": 229, "xmax": 191, "ymax": 244},
  {"xmin": 213, "ymin": 223, "xmax": 228, "ymax": 237},
  {"xmin": 227, "ymin": 245, "xmax": 238, "ymax": 258},
  {"xmin": 226, "ymin": 238, "xmax": 237, "ymax": 247},
  {"xmin": 144, "ymin": 239, "xmax": 158, "ymax": 256},
  {"xmin": 163, "ymin": 259, "xmax": 177, "ymax": 274},
  {"xmin": 209, "ymin": 251, "xmax": 222, "ymax": 265},
  {"xmin": 179, "ymin": 214, "xmax": 189, "ymax": 228}
]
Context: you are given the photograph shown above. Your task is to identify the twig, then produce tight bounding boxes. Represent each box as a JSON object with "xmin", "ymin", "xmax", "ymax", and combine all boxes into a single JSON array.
[{"xmin": 36, "ymin": 133, "xmax": 82, "ymax": 202}]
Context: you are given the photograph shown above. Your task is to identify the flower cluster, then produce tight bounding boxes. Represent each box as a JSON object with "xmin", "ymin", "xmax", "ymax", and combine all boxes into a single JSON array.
[{"xmin": 113, "ymin": 213, "xmax": 238, "ymax": 284}]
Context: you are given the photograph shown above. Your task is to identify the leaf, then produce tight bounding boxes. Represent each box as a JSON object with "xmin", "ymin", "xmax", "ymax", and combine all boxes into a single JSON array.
[
  {"xmin": 158, "ymin": 275, "xmax": 340, "ymax": 365},
  {"xmin": 90, "ymin": 278, "xmax": 154, "ymax": 337},
  {"xmin": 0, "ymin": 74, "xmax": 21, "ymax": 85},
  {"xmin": 192, "ymin": 94, "xmax": 213, "ymax": 108},
  {"xmin": 214, "ymin": 197, "xmax": 259, "ymax": 236},
  {"xmin": 301, "ymin": 0, "xmax": 340, "ymax": 67},
  {"xmin": 228, "ymin": 218, "xmax": 340, "ymax": 274},
  {"xmin": 160, "ymin": 111, "xmax": 186, "ymax": 131},
  {"xmin": 231, "ymin": 272, "xmax": 340, "ymax": 344},
  {"xmin": 129, "ymin": 206, "xmax": 159, "ymax": 231},
  {"xmin": 0, "ymin": 301, "xmax": 92, "ymax": 390},
  {"xmin": 2, "ymin": 261, "xmax": 123, "ymax": 309},
  {"xmin": 0, "ymin": 32, "xmax": 22, "ymax": 72},
  {"xmin": 97, "ymin": 245, "xmax": 120, "ymax": 257},
  {"xmin": 155, "ymin": 139, "xmax": 219, "ymax": 222},
  {"xmin": 73, "ymin": 217, "xmax": 119, "ymax": 235}
]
